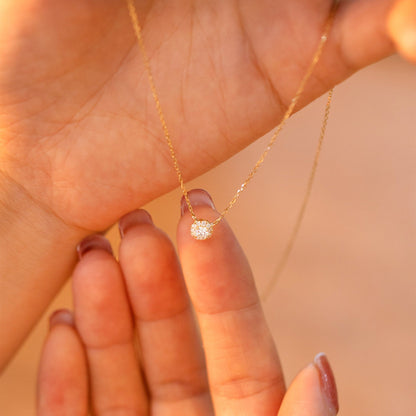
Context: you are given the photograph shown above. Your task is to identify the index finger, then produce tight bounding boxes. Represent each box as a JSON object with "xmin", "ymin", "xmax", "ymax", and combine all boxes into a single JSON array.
[{"xmin": 177, "ymin": 189, "xmax": 285, "ymax": 416}]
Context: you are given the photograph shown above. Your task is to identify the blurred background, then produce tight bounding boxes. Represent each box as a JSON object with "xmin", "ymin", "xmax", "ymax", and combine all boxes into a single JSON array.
[{"xmin": 0, "ymin": 54, "xmax": 415, "ymax": 415}]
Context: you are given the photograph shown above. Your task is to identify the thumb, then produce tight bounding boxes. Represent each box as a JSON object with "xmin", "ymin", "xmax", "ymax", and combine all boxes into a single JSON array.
[
  {"xmin": 388, "ymin": 0, "xmax": 416, "ymax": 63},
  {"xmin": 277, "ymin": 353, "xmax": 339, "ymax": 416}
]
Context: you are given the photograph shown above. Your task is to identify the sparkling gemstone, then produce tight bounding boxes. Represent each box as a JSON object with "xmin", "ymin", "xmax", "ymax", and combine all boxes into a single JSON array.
[{"xmin": 190, "ymin": 220, "xmax": 214, "ymax": 240}]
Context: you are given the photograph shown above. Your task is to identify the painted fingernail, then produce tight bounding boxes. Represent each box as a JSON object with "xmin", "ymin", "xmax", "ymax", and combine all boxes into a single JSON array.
[
  {"xmin": 76, "ymin": 234, "xmax": 113, "ymax": 259},
  {"xmin": 181, "ymin": 189, "xmax": 215, "ymax": 216},
  {"xmin": 118, "ymin": 209, "xmax": 153, "ymax": 238},
  {"xmin": 49, "ymin": 309, "xmax": 74, "ymax": 328},
  {"xmin": 314, "ymin": 353, "xmax": 339, "ymax": 414}
]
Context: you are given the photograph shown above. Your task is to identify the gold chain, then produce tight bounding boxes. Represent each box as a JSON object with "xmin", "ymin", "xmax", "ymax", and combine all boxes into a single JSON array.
[
  {"xmin": 126, "ymin": 1, "xmax": 337, "ymax": 295},
  {"xmin": 260, "ymin": 89, "xmax": 333, "ymax": 301},
  {"xmin": 126, "ymin": 0, "xmax": 337, "ymax": 225}
]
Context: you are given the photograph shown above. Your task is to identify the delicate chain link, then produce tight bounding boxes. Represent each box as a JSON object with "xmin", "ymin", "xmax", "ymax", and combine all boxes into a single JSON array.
[
  {"xmin": 126, "ymin": 0, "xmax": 197, "ymax": 219},
  {"xmin": 126, "ymin": 0, "xmax": 338, "ymax": 298},
  {"xmin": 260, "ymin": 89, "xmax": 333, "ymax": 301},
  {"xmin": 126, "ymin": 0, "xmax": 338, "ymax": 225}
]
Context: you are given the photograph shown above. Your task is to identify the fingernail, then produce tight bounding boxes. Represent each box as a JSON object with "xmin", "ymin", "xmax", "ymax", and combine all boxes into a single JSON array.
[
  {"xmin": 118, "ymin": 209, "xmax": 153, "ymax": 238},
  {"xmin": 314, "ymin": 353, "xmax": 339, "ymax": 414},
  {"xmin": 181, "ymin": 189, "xmax": 215, "ymax": 216},
  {"xmin": 49, "ymin": 309, "xmax": 74, "ymax": 328},
  {"xmin": 76, "ymin": 234, "xmax": 113, "ymax": 259}
]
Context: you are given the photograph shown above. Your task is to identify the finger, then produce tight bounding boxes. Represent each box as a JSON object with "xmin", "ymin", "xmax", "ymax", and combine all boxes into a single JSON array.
[
  {"xmin": 118, "ymin": 210, "xmax": 213, "ymax": 416},
  {"xmin": 73, "ymin": 235, "xmax": 148, "ymax": 416},
  {"xmin": 177, "ymin": 189, "xmax": 285, "ymax": 415},
  {"xmin": 334, "ymin": 0, "xmax": 395, "ymax": 70},
  {"xmin": 388, "ymin": 0, "xmax": 416, "ymax": 63},
  {"xmin": 37, "ymin": 310, "xmax": 88, "ymax": 416},
  {"xmin": 278, "ymin": 353, "xmax": 339, "ymax": 416}
]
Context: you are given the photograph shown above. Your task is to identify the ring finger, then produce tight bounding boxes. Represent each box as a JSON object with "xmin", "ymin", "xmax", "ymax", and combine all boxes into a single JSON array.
[{"xmin": 72, "ymin": 235, "xmax": 148, "ymax": 415}]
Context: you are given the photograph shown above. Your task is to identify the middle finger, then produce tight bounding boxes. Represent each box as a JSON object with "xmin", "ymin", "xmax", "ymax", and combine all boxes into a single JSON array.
[{"xmin": 118, "ymin": 209, "xmax": 213, "ymax": 416}]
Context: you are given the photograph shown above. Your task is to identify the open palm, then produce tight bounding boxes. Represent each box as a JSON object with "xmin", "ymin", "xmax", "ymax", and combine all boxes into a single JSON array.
[{"xmin": 0, "ymin": 0, "xmax": 396, "ymax": 231}]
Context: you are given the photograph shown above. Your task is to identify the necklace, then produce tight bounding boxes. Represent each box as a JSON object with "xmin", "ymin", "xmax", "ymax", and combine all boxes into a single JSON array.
[
  {"xmin": 126, "ymin": 0, "xmax": 337, "ymax": 241},
  {"xmin": 126, "ymin": 1, "xmax": 337, "ymax": 294},
  {"xmin": 126, "ymin": 0, "xmax": 339, "ymax": 301}
]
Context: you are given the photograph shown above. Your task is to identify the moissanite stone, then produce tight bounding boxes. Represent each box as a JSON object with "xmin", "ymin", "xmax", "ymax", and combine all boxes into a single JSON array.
[{"xmin": 190, "ymin": 220, "xmax": 214, "ymax": 240}]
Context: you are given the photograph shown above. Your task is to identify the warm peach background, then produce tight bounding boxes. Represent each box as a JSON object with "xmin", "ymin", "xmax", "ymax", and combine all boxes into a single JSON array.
[{"xmin": 1, "ymin": 55, "xmax": 415, "ymax": 415}]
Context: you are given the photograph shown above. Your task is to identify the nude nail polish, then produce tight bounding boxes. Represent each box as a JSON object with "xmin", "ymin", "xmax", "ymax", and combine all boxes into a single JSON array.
[
  {"xmin": 118, "ymin": 209, "xmax": 153, "ymax": 238},
  {"xmin": 314, "ymin": 353, "xmax": 339, "ymax": 414},
  {"xmin": 76, "ymin": 234, "xmax": 113, "ymax": 259},
  {"xmin": 180, "ymin": 189, "xmax": 215, "ymax": 216},
  {"xmin": 49, "ymin": 309, "xmax": 74, "ymax": 328}
]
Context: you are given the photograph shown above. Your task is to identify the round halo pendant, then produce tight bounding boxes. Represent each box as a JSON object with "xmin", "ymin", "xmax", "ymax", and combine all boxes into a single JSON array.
[{"xmin": 190, "ymin": 220, "xmax": 214, "ymax": 240}]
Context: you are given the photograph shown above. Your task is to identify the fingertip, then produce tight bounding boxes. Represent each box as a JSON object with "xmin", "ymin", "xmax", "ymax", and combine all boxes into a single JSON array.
[
  {"xmin": 72, "ymin": 235, "xmax": 134, "ymax": 347},
  {"xmin": 180, "ymin": 189, "xmax": 216, "ymax": 217},
  {"xmin": 119, "ymin": 212, "xmax": 187, "ymax": 321},
  {"xmin": 38, "ymin": 315, "xmax": 88, "ymax": 416},
  {"xmin": 76, "ymin": 234, "xmax": 113, "ymax": 260},
  {"xmin": 277, "ymin": 356, "xmax": 338, "ymax": 416},
  {"xmin": 313, "ymin": 353, "xmax": 339, "ymax": 415},
  {"xmin": 395, "ymin": 28, "xmax": 416, "ymax": 63},
  {"xmin": 49, "ymin": 309, "xmax": 74, "ymax": 329},
  {"xmin": 119, "ymin": 208, "xmax": 153, "ymax": 238},
  {"xmin": 388, "ymin": 0, "xmax": 416, "ymax": 63},
  {"xmin": 177, "ymin": 189, "xmax": 225, "ymax": 246},
  {"xmin": 177, "ymin": 189, "xmax": 257, "ymax": 314}
]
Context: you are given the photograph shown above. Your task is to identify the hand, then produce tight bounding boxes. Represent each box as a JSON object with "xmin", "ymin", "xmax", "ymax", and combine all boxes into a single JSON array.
[
  {"xmin": 37, "ymin": 190, "xmax": 339, "ymax": 415},
  {"xmin": 1, "ymin": 0, "xmax": 413, "ymax": 231},
  {"xmin": 2, "ymin": 0, "xmax": 415, "ymax": 371}
]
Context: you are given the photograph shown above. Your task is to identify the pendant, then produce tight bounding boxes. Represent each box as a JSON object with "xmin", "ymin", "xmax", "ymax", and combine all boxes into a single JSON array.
[{"xmin": 190, "ymin": 219, "xmax": 214, "ymax": 240}]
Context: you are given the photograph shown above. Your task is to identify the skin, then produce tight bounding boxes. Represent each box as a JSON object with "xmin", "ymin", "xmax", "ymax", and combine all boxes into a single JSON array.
[
  {"xmin": 37, "ymin": 191, "xmax": 339, "ymax": 415},
  {"xmin": 0, "ymin": 0, "xmax": 415, "ymax": 368},
  {"xmin": 0, "ymin": 0, "xmax": 404, "ymax": 229}
]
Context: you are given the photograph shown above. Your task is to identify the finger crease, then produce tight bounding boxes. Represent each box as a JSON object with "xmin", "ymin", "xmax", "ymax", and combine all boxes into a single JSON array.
[
  {"xmin": 84, "ymin": 338, "xmax": 133, "ymax": 352},
  {"xmin": 134, "ymin": 305, "xmax": 190, "ymax": 324},
  {"xmin": 211, "ymin": 373, "xmax": 284, "ymax": 401},
  {"xmin": 194, "ymin": 299, "xmax": 260, "ymax": 318}
]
